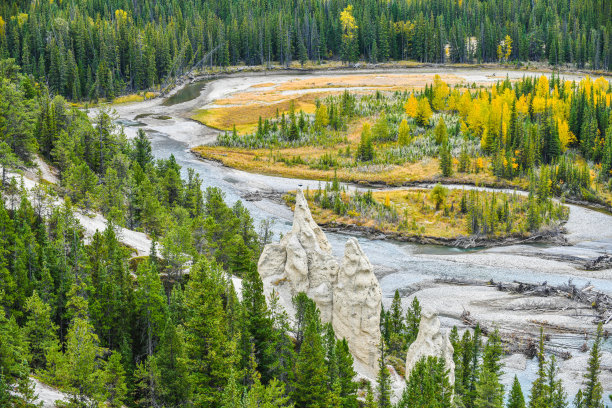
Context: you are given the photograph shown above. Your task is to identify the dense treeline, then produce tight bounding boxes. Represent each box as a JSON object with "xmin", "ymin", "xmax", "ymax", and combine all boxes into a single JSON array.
[
  {"xmin": 0, "ymin": 0, "xmax": 610, "ymax": 100},
  {"xmin": 0, "ymin": 188, "xmax": 361, "ymax": 407},
  {"xmin": 1, "ymin": 59, "xmax": 265, "ymax": 280}
]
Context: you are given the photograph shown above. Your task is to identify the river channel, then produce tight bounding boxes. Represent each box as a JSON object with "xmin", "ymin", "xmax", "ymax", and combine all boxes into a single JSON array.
[{"xmin": 110, "ymin": 67, "xmax": 612, "ymax": 396}]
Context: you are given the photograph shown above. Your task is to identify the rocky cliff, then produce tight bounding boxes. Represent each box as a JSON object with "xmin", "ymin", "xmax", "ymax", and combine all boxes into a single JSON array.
[
  {"xmin": 258, "ymin": 189, "xmax": 382, "ymax": 370},
  {"xmin": 404, "ymin": 307, "xmax": 455, "ymax": 385}
]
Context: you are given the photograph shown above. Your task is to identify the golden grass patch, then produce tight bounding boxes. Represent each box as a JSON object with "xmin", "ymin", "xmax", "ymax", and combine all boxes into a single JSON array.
[
  {"xmin": 113, "ymin": 94, "xmax": 145, "ymax": 104},
  {"xmin": 193, "ymin": 140, "xmax": 506, "ymax": 188},
  {"xmin": 112, "ymin": 92, "xmax": 157, "ymax": 105},
  {"xmin": 275, "ymin": 73, "xmax": 464, "ymax": 92},
  {"xmin": 192, "ymin": 94, "xmax": 317, "ymax": 133},
  {"xmin": 251, "ymin": 82, "xmax": 277, "ymax": 88}
]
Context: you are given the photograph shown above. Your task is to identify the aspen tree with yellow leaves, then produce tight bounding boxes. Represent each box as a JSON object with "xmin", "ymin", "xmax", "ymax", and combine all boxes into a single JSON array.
[{"xmin": 340, "ymin": 5, "xmax": 358, "ymax": 64}]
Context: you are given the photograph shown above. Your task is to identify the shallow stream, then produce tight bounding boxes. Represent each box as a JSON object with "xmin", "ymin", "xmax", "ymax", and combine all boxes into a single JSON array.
[{"xmin": 114, "ymin": 67, "xmax": 612, "ymax": 396}]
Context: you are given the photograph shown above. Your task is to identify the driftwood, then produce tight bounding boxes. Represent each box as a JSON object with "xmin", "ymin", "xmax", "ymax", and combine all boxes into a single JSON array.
[
  {"xmin": 503, "ymin": 279, "xmax": 612, "ymax": 325},
  {"xmin": 459, "ymin": 310, "xmax": 574, "ymax": 359},
  {"xmin": 437, "ymin": 276, "xmax": 611, "ymax": 360},
  {"xmin": 437, "ymin": 276, "xmax": 612, "ymax": 325}
]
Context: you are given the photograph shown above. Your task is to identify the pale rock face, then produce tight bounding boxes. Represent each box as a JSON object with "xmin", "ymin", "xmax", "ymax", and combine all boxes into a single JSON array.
[
  {"xmin": 404, "ymin": 307, "xmax": 455, "ymax": 385},
  {"xmin": 333, "ymin": 238, "xmax": 382, "ymax": 369},
  {"xmin": 258, "ymin": 190, "xmax": 382, "ymax": 371}
]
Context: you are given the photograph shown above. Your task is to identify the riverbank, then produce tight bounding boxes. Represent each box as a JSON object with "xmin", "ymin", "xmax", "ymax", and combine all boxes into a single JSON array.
[
  {"xmin": 192, "ymin": 146, "xmax": 519, "ymax": 186},
  {"xmin": 319, "ymin": 222, "xmax": 567, "ymax": 249},
  {"xmin": 162, "ymin": 60, "xmax": 612, "ymax": 99},
  {"xmin": 284, "ymin": 187, "xmax": 569, "ymax": 249}
]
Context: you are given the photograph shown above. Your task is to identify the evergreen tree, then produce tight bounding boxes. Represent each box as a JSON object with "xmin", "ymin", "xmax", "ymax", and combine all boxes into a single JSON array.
[
  {"xmin": 376, "ymin": 340, "xmax": 392, "ymax": 408},
  {"xmin": 357, "ymin": 122, "xmax": 374, "ymax": 162},
  {"xmin": 507, "ymin": 376, "xmax": 526, "ymax": 408},
  {"xmin": 388, "ymin": 290, "xmax": 405, "ymax": 354},
  {"xmin": 292, "ymin": 303, "xmax": 329, "ymax": 408},
  {"xmin": 101, "ymin": 352, "xmax": 128, "ymax": 408},
  {"xmin": 529, "ymin": 328, "xmax": 548, "ymax": 408},
  {"xmin": 184, "ymin": 259, "xmax": 237, "ymax": 407},
  {"xmin": 44, "ymin": 286, "xmax": 110, "ymax": 406},
  {"xmin": 399, "ymin": 356, "xmax": 452, "ymax": 408},
  {"xmin": 221, "ymin": 367, "xmax": 243, "ymax": 408},
  {"xmin": 475, "ymin": 329, "xmax": 504, "ymax": 408},
  {"xmin": 133, "ymin": 129, "xmax": 153, "ymax": 170},
  {"xmin": 435, "ymin": 117, "xmax": 448, "ymax": 144},
  {"xmin": 23, "ymin": 290, "xmax": 58, "ymax": 370},
  {"xmin": 581, "ymin": 323, "xmax": 604, "ymax": 408},
  {"xmin": 545, "ymin": 356, "xmax": 567, "ymax": 408},
  {"xmin": 0, "ymin": 292, "xmax": 31, "ymax": 402},
  {"xmin": 335, "ymin": 339, "xmax": 358, "ymax": 408},
  {"xmin": 405, "ymin": 297, "xmax": 421, "ymax": 347},
  {"xmin": 364, "ymin": 383, "xmax": 377, "ymax": 408},
  {"xmin": 440, "ymin": 140, "xmax": 453, "ymax": 177},
  {"xmin": 154, "ymin": 318, "xmax": 190, "ymax": 407}
]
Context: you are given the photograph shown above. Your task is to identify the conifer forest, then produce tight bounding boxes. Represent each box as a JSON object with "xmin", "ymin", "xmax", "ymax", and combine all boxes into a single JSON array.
[{"xmin": 1, "ymin": 0, "xmax": 612, "ymax": 407}]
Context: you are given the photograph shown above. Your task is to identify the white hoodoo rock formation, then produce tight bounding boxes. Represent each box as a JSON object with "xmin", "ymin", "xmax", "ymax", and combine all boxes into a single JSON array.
[
  {"xmin": 404, "ymin": 307, "xmax": 455, "ymax": 385},
  {"xmin": 258, "ymin": 189, "xmax": 382, "ymax": 371}
]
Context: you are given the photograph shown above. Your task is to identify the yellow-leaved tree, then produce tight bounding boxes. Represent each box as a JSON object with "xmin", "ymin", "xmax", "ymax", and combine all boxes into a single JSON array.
[
  {"xmin": 557, "ymin": 119, "xmax": 576, "ymax": 151},
  {"xmin": 503, "ymin": 35, "xmax": 512, "ymax": 60},
  {"xmin": 536, "ymin": 75, "xmax": 549, "ymax": 98},
  {"xmin": 314, "ymin": 104, "xmax": 329, "ymax": 129},
  {"xmin": 497, "ymin": 35, "xmax": 513, "ymax": 62},
  {"xmin": 415, "ymin": 99, "xmax": 433, "ymax": 127},
  {"xmin": 432, "ymin": 75, "xmax": 450, "ymax": 110},
  {"xmin": 115, "ymin": 9, "xmax": 129, "ymax": 24},
  {"xmin": 340, "ymin": 5, "xmax": 358, "ymax": 63},
  {"xmin": 404, "ymin": 95, "xmax": 418, "ymax": 118},
  {"xmin": 398, "ymin": 119, "xmax": 411, "ymax": 146}
]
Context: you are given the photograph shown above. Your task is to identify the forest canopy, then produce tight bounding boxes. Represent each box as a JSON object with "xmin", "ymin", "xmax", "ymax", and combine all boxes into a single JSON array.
[{"xmin": 0, "ymin": 0, "xmax": 610, "ymax": 100}]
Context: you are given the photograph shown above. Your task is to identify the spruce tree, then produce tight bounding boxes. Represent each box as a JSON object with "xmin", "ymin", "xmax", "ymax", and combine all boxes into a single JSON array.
[
  {"xmin": 388, "ymin": 290, "xmax": 405, "ymax": 354},
  {"xmin": 529, "ymin": 329, "xmax": 548, "ymax": 408},
  {"xmin": 135, "ymin": 260, "xmax": 168, "ymax": 359},
  {"xmin": 466, "ymin": 325, "xmax": 482, "ymax": 407},
  {"xmin": 475, "ymin": 330, "xmax": 504, "ymax": 408},
  {"xmin": 101, "ymin": 352, "xmax": 128, "ymax": 408},
  {"xmin": 184, "ymin": 259, "xmax": 237, "ymax": 407},
  {"xmin": 335, "ymin": 339, "xmax": 358, "ymax": 408},
  {"xmin": 357, "ymin": 122, "xmax": 374, "ymax": 162},
  {"xmin": 405, "ymin": 297, "xmax": 421, "ymax": 347},
  {"xmin": 154, "ymin": 317, "xmax": 190, "ymax": 407},
  {"xmin": 507, "ymin": 376, "xmax": 526, "ymax": 408},
  {"xmin": 268, "ymin": 293, "xmax": 296, "ymax": 388},
  {"xmin": 440, "ymin": 140, "xmax": 453, "ymax": 177},
  {"xmin": 581, "ymin": 323, "xmax": 604, "ymax": 408},
  {"xmin": 45, "ymin": 286, "xmax": 109, "ymax": 406},
  {"xmin": 23, "ymin": 290, "xmax": 58, "ymax": 370},
  {"xmin": 0, "ymin": 292, "xmax": 30, "ymax": 399},
  {"xmin": 292, "ymin": 305, "xmax": 329, "ymax": 408},
  {"xmin": 241, "ymin": 262, "xmax": 274, "ymax": 381},
  {"xmin": 400, "ymin": 356, "xmax": 452, "ymax": 407},
  {"xmin": 545, "ymin": 356, "xmax": 567, "ymax": 408},
  {"xmin": 221, "ymin": 367, "xmax": 243, "ymax": 408},
  {"xmin": 133, "ymin": 129, "xmax": 153, "ymax": 170},
  {"xmin": 376, "ymin": 340, "xmax": 392, "ymax": 408},
  {"xmin": 435, "ymin": 117, "xmax": 448, "ymax": 144},
  {"xmin": 364, "ymin": 383, "xmax": 377, "ymax": 408},
  {"xmin": 398, "ymin": 119, "xmax": 411, "ymax": 146}
]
